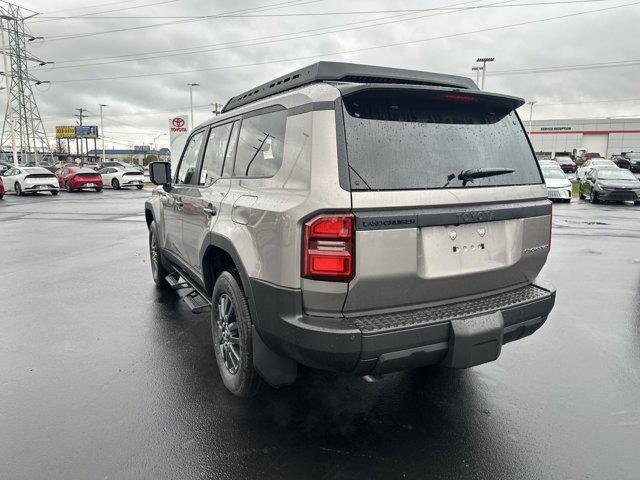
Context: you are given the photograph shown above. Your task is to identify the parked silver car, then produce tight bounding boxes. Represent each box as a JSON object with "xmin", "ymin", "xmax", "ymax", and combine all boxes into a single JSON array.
[{"xmin": 145, "ymin": 62, "xmax": 556, "ymax": 396}]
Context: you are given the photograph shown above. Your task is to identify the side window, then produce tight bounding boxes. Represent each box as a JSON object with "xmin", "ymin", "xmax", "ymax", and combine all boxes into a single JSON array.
[
  {"xmin": 176, "ymin": 131, "xmax": 205, "ymax": 185},
  {"xmin": 199, "ymin": 123, "xmax": 233, "ymax": 186},
  {"xmin": 222, "ymin": 121, "xmax": 239, "ymax": 177},
  {"xmin": 233, "ymin": 110, "xmax": 286, "ymax": 177}
]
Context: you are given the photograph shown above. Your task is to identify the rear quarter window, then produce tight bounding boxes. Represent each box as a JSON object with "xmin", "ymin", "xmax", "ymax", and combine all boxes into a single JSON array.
[{"xmin": 233, "ymin": 110, "xmax": 286, "ymax": 178}]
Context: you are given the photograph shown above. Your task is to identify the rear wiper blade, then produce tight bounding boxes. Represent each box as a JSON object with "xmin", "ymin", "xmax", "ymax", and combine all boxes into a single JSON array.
[{"xmin": 458, "ymin": 167, "xmax": 515, "ymax": 186}]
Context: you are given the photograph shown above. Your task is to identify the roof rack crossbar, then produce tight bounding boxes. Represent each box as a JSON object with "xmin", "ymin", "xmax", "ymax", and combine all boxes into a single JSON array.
[{"xmin": 221, "ymin": 61, "xmax": 477, "ymax": 113}]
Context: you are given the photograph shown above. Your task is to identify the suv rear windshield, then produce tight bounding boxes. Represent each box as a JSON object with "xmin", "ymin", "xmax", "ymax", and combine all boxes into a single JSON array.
[{"xmin": 341, "ymin": 88, "xmax": 542, "ymax": 190}]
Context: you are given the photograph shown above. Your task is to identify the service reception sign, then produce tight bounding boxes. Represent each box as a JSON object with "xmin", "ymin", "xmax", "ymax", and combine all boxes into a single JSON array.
[{"xmin": 169, "ymin": 115, "xmax": 189, "ymax": 172}]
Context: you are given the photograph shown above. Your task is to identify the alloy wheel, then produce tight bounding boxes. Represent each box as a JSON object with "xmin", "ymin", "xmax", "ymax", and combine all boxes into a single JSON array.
[
  {"xmin": 150, "ymin": 231, "xmax": 159, "ymax": 278},
  {"xmin": 216, "ymin": 293, "xmax": 240, "ymax": 375}
]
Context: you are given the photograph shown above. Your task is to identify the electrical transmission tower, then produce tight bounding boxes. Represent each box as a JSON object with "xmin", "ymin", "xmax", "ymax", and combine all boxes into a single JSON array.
[{"xmin": 0, "ymin": 3, "xmax": 52, "ymax": 165}]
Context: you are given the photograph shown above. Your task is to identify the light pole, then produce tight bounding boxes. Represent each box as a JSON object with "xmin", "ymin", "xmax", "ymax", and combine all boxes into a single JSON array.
[
  {"xmin": 153, "ymin": 132, "xmax": 166, "ymax": 152},
  {"xmin": 527, "ymin": 101, "xmax": 537, "ymax": 136},
  {"xmin": 187, "ymin": 83, "xmax": 199, "ymax": 129},
  {"xmin": 99, "ymin": 103, "xmax": 107, "ymax": 164},
  {"xmin": 471, "ymin": 66, "xmax": 483, "ymax": 86},
  {"xmin": 476, "ymin": 57, "xmax": 494, "ymax": 90}
]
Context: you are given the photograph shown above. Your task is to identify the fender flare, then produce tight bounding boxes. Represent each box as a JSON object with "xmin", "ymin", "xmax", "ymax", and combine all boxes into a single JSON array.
[{"xmin": 200, "ymin": 233, "xmax": 258, "ymax": 322}]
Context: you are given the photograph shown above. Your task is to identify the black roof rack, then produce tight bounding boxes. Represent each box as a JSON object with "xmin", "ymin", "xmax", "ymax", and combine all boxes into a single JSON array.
[{"xmin": 221, "ymin": 61, "xmax": 477, "ymax": 113}]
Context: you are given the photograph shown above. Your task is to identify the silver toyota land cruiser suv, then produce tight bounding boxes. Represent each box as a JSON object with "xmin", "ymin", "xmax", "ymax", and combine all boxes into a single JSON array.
[{"xmin": 145, "ymin": 62, "xmax": 556, "ymax": 397}]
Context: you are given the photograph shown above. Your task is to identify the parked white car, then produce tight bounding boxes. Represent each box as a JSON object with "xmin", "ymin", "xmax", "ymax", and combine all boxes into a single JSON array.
[
  {"xmin": 541, "ymin": 165, "xmax": 572, "ymax": 202},
  {"xmin": 1, "ymin": 166, "xmax": 59, "ymax": 196},
  {"xmin": 576, "ymin": 158, "xmax": 616, "ymax": 181},
  {"xmin": 98, "ymin": 166, "xmax": 145, "ymax": 190}
]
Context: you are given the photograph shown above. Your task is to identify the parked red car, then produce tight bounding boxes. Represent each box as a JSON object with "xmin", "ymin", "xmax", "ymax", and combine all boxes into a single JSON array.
[
  {"xmin": 56, "ymin": 167, "xmax": 103, "ymax": 192},
  {"xmin": 0, "ymin": 177, "xmax": 4, "ymax": 199}
]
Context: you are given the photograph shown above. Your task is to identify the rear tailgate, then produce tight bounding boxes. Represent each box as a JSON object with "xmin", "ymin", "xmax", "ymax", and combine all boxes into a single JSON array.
[{"xmin": 339, "ymin": 86, "xmax": 551, "ymax": 314}]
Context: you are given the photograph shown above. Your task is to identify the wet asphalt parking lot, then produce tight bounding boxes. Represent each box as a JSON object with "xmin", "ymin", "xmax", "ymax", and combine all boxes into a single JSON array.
[{"xmin": 1, "ymin": 188, "xmax": 639, "ymax": 480}]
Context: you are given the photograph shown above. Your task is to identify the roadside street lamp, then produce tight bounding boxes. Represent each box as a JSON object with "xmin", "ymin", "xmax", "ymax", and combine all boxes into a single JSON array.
[
  {"xmin": 99, "ymin": 104, "xmax": 108, "ymax": 164},
  {"xmin": 471, "ymin": 66, "xmax": 483, "ymax": 86},
  {"xmin": 476, "ymin": 57, "xmax": 495, "ymax": 90},
  {"xmin": 187, "ymin": 83, "xmax": 199, "ymax": 129},
  {"xmin": 153, "ymin": 132, "xmax": 166, "ymax": 152},
  {"xmin": 527, "ymin": 101, "xmax": 537, "ymax": 136}
]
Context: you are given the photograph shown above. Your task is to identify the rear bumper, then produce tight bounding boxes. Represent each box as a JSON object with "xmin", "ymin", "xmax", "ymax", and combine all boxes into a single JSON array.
[
  {"xmin": 24, "ymin": 184, "xmax": 59, "ymax": 192},
  {"xmin": 72, "ymin": 182, "xmax": 102, "ymax": 189},
  {"xmin": 547, "ymin": 187, "xmax": 572, "ymax": 200},
  {"xmin": 597, "ymin": 189, "xmax": 639, "ymax": 202},
  {"xmin": 122, "ymin": 179, "xmax": 144, "ymax": 185},
  {"xmin": 251, "ymin": 279, "xmax": 556, "ymax": 376}
]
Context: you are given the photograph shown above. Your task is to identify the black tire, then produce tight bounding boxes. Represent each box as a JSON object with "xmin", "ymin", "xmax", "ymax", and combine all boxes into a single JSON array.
[
  {"xmin": 112, "ymin": 178, "xmax": 121, "ymax": 190},
  {"xmin": 95, "ymin": 187, "xmax": 102, "ymax": 192},
  {"xmin": 51, "ymin": 190, "xmax": 58, "ymax": 196},
  {"xmin": 634, "ymin": 200, "xmax": 640, "ymax": 206},
  {"xmin": 591, "ymin": 191, "xmax": 599, "ymax": 204},
  {"xmin": 15, "ymin": 182, "xmax": 22, "ymax": 196},
  {"xmin": 136, "ymin": 185, "xmax": 143, "ymax": 190},
  {"xmin": 579, "ymin": 186, "xmax": 585, "ymax": 200},
  {"xmin": 211, "ymin": 271, "xmax": 263, "ymax": 397},
  {"xmin": 149, "ymin": 221, "xmax": 169, "ymax": 287},
  {"xmin": 65, "ymin": 180, "xmax": 73, "ymax": 193},
  {"xmin": 0, "ymin": 193, "xmax": 4, "ymax": 199}
]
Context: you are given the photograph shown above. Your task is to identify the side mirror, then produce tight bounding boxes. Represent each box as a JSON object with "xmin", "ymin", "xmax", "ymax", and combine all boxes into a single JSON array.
[{"xmin": 149, "ymin": 162, "xmax": 172, "ymax": 189}]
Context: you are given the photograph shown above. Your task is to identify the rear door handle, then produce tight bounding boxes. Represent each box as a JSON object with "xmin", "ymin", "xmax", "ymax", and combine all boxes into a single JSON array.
[{"xmin": 204, "ymin": 206, "xmax": 217, "ymax": 216}]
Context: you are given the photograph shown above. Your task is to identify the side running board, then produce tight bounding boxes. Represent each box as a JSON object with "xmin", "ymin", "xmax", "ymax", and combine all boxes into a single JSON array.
[{"xmin": 165, "ymin": 270, "xmax": 212, "ymax": 314}]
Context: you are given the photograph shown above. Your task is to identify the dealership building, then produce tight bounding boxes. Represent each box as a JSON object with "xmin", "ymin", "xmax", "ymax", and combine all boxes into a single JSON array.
[
  {"xmin": 86, "ymin": 147, "xmax": 170, "ymax": 165},
  {"xmin": 528, "ymin": 117, "xmax": 640, "ymax": 157}
]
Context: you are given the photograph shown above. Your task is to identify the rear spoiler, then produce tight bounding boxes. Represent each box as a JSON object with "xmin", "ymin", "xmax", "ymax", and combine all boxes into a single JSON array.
[{"xmin": 336, "ymin": 84, "xmax": 525, "ymax": 111}]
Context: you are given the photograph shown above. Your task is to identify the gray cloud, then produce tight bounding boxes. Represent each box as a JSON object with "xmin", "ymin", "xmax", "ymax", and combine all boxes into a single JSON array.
[{"xmin": 14, "ymin": 0, "xmax": 640, "ymax": 149}]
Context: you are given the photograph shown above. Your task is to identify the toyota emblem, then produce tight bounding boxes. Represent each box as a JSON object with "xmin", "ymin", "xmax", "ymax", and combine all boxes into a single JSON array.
[{"xmin": 172, "ymin": 117, "xmax": 185, "ymax": 128}]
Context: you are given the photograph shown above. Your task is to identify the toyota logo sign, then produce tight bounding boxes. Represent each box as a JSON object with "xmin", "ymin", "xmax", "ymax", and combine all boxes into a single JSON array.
[{"xmin": 169, "ymin": 116, "xmax": 188, "ymax": 134}]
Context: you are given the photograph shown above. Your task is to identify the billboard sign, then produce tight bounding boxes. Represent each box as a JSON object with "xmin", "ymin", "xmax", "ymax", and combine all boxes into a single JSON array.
[
  {"xmin": 55, "ymin": 125, "xmax": 99, "ymax": 138},
  {"xmin": 169, "ymin": 115, "xmax": 189, "ymax": 171},
  {"xmin": 56, "ymin": 126, "xmax": 76, "ymax": 138},
  {"xmin": 76, "ymin": 126, "xmax": 99, "ymax": 138}
]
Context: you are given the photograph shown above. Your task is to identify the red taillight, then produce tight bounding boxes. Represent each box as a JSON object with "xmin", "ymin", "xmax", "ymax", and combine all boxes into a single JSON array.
[
  {"xmin": 440, "ymin": 92, "xmax": 478, "ymax": 103},
  {"xmin": 302, "ymin": 214, "xmax": 354, "ymax": 282}
]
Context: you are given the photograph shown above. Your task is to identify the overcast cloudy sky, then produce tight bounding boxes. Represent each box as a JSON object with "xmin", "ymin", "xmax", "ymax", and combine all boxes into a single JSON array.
[{"xmin": 12, "ymin": 0, "xmax": 640, "ymax": 149}]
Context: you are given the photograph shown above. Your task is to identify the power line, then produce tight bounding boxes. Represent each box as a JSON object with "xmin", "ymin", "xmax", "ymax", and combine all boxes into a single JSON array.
[
  {"xmin": 38, "ymin": 0, "xmax": 323, "ymax": 41},
  {"xmin": 533, "ymin": 98, "xmax": 640, "ymax": 106},
  {"xmin": 32, "ymin": 0, "xmax": 624, "ymax": 19},
  {"xmin": 41, "ymin": 0, "xmax": 147, "ymax": 15},
  {"xmin": 39, "ymin": 0, "xmax": 487, "ymax": 67},
  {"xmin": 484, "ymin": 58, "xmax": 640, "ymax": 76},
  {"xmin": 30, "ymin": 0, "xmax": 182, "ymax": 23},
  {"xmin": 46, "ymin": 1, "xmax": 640, "ymax": 84},
  {"xmin": 38, "ymin": 0, "xmax": 498, "ymax": 70}
]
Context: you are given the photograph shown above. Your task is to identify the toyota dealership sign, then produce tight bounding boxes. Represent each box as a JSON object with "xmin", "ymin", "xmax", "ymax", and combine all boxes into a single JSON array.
[{"xmin": 168, "ymin": 115, "xmax": 189, "ymax": 170}]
